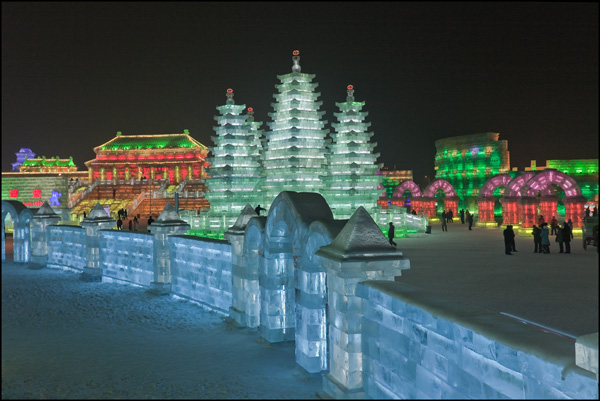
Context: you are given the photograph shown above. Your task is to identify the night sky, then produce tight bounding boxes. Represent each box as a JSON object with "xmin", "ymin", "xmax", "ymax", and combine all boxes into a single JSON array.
[{"xmin": 2, "ymin": 2, "xmax": 598, "ymax": 186}]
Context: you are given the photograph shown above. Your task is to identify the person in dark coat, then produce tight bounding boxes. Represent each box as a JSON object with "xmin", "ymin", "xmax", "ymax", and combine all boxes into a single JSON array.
[
  {"xmin": 540, "ymin": 223, "xmax": 550, "ymax": 254},
  {"xmin": 467, "ymin": 212, "xmax": 474, "ymax": 230},
  {"xmin": 532, "ymin": 224, "xmax": 542, "ymax": 253},
  {"xmin": 459, "ymin": 209, "xmax": 465, "ymax": 224},
  {"xmin": 508, "ymin": 225, "xmax": 517, "ymax": 251},
  {"xmin": 388, "ymin": 222, "xmax": 397, "ymax": 246},
  {"xmin": 503, "ymin": 225, "xmax": 514, "ymax": 255},
  {"xmin": 555, "ymin": 224, "xmax": 564, "ymax": 253},
  {"xmin": 116, "ymin": 218, "xmax": 123, "ymax": 231},
  {"xmin": 147, "ymin": 215, "xmax": 154, "ymax": 232},
  {"xmin": 441, "ymin": 211, "xmax": 448, "ymax": 232},
  {"xmin": 255, "ymin": 204, "xmax": 266, "ymax": 216},
  {"xmin": 562, "ymin": 222, "xmax": 573, "ymax": 254}
]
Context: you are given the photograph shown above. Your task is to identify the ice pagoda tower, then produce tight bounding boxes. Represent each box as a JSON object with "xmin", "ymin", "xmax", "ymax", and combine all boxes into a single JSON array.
[
  {"xmin": 320, "ymin": 85, "xmax": 383, "ymax": 219},
  {"xmin": 203, "ymin": 89, "xmax": 263, "ymax": 237},
  {"xmin": 260, "ymin": 50, "xmax": 330, "ymax": 209}
]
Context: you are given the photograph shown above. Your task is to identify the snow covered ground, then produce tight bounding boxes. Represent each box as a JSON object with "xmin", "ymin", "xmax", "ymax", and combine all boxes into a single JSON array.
[
  {"xmin": 2, "ymin": 252, "xmax": 321, "ymax": 399},
  {"xmin": 2, "ymin": 221, "xmax": 598, "ymax": 399}
]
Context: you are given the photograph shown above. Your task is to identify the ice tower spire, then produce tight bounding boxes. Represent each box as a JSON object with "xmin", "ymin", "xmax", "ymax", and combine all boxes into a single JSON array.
[
  {"xmin": 320, "ymin": 85, "xmax": 383, "ymax": 219},
  {"xmin": 292, "ymin": 49, "xmax": 301, "ymax": 72},
  {"xmin": 259, "ymin": 50, "xmax": 330, "ymax": 209},
  {"xmin": 201, "ymin": 88, "xmax": 263, "ymax": 238}
]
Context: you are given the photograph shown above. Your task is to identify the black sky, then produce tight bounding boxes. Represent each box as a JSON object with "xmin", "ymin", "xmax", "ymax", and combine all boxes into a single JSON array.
[{"xmin": 2, "ymin": 2, "xmax": 598, "ymax": 185}]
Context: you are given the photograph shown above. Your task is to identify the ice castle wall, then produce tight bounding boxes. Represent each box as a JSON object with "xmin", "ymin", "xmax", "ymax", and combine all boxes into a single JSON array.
[
  {"xmin": 99, "ymin": 230, "xmax": 154, "ymax": 286},
  {"xmin": 169, "ymin": 235, "xmax": 233, "ymax": 313},
  {"xmin": 47, "ymin": 225, "xmax": 86, "ymax": 271},
  {"xmin": 357, "ymin": 281, "xmax": 598, "ymax": 399}
]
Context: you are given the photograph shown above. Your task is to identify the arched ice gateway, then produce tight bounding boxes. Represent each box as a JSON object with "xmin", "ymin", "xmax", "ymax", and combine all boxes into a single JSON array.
[
  {"xmin": 390, "ymin": 180, "xmax": 422, "ymax": 208},
  {"xmin": 477, "ymin": 174, "xmax": 512, "ymax": 224},
  {"xmin": 420, "ymin": 178, "xmax": 459, "ymax": 218},
  {"xmin": 519, "ymin": 169, "xmax": 587, "ymax": 228}
]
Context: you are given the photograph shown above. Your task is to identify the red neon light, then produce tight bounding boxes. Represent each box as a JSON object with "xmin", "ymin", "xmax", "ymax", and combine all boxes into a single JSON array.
[
  {"xmin": 347, "ymin": 85, "xmax": 353, "ymax": 90},
  {"xmin": 23, "ymin": 201, "xmax": 44, "ymax": 207},
  {"xmin": 9, "ymin": 189, "xmax": 18, "ymax": 198},
  {"xmin": 227, "ymin": 88, "xmax": 233, "ymax": 93},
  {"xmin": 248, "ymin": 107, "xmax": 253, "ymax": 112},
  {"xmin": 293, "ymin": 50, "xmax": 299, "ymax": 55},
  {"xmin": 32, "ymin": 189, "xmax": 42, "ymax": 198}
]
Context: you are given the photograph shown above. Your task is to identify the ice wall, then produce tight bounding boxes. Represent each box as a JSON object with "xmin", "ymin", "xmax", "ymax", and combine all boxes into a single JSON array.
[
  {"xmin": 47, "ymin": 225, "xmax": 86, "ymax": 271},
  {"xmin": 169, "ymin": 235, "xmax": 233, "ymax": 313},
  {"xmin": 99, "ymin": 230, "xmax": 154, "ymax": 286},
  {"xmin": 358, "ymin": 281, "xmax": 598, "ymax": 399}
]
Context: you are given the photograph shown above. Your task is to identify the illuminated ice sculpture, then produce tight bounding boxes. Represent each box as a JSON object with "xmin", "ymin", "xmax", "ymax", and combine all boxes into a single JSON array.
[
  {"xmin": 422, "ymin": 178, "xmax": 458, "ymax": 219},
  {"xmin": 390, "ymin": 180, "xmax": 422, "ymax": 208},
  {"xmin": 320, "ymin": 85, "xmax": 382, "ymax": 219},
  {"xmin": 260, "ymin": 50, "xmax": 329, "ymax": 209},
  {"xmin": 477, "ymin": 174, "xmax": 512, "ymax": 225},
  {"xmin": 203, "ymin": 89, "xmax": 263, "ymax": 237}
]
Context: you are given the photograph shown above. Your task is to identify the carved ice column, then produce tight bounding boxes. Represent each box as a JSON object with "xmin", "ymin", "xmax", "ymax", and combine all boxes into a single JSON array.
[
  {"xmin": 316, "ymin": 207, "xmax": 410, "ymax": 399},
  {"xmin": 13, "ymin": 214, "xmax": 32, "ymax": 263},
  {"xmin": 80, "ymin": 203, "xmax": 115, "ymax": 281},
  {"xmin": 224, "ymin": 204, "xmax": 258, "ymax": 327},
  {"xmin": 477, "ymin": 196, "xmax": 496, "ymax": 225},
  {"xmin": 520, "ymin": 196, "xmax": 539, "ymax": 228},
  {"xmin": 31, "ymin": 202, "xmax": 61, "ymax": 265},
  {"xmin": 150, "ymin": 202, "xmax": 190, "ymax": 294},
  {"xmin": 563, "ymin": 195, "xmax": 587, "ymax": 229}
]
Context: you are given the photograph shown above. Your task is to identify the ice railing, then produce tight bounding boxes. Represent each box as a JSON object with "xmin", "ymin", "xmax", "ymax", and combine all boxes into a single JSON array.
[{"xmin": 68, "ymin": 180, "xmax": 99, "ymax": 208}]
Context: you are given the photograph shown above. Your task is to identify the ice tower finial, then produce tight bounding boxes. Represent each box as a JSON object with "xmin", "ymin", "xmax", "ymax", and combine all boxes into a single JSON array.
[
  {"xmin": 247, "ymin": 107, "xmax": 254, "ymax": 122},
  {"xmin": 292, "ymin": 50, "xmax": 301, "ymax": 72},
  {"xmin": 226, "ymin": 88, "xmax": 235, "ymax": 105},
  {"xmin": 346, "ymin": 84, "xmax": 355, "ymax": 102}
]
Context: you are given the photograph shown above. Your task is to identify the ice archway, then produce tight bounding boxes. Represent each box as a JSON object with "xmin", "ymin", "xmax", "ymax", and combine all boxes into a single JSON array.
[
  {"xmin": 421, "ymin": 179, "xmax": 459, "ymax": 218},
  {"xmin": 477, "ymin": 174, "xmax": 512, "ymax": 224},
  {"xmin": 2, "ymin": 200, "xmax": 34, "ymax": 262},
  {"xmin": 390, "ymin": 180, "xmax": 422, "ymax": 208}
]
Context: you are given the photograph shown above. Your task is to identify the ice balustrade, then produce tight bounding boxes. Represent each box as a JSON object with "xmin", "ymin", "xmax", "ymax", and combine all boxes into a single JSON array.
[
  {"xmin": 2, "ymin": 200, "xmax": 34, "ymax": 262},
  {"xmin": 169, "ymin": 235, "xmax": 233, "ymax": 312},
  {"xmin": 99, "ymin": 230, "xmax": 154, "ymax": 286},
  {"xmin": 316, "ymin": 206, "xmax": 410, "ymax": 399},
  {"xmin": 47, "ymin": 225, "xmax": 86, "ymax": 271},
  {"xmin": 31, "ymin": 201, "xmax": 62, "ymax": 265},
  {"xmin": 357, "ymin": 281, "xmax": 598, "ymax": 399},
  {"xmin": 295, "ymin": 219, "xmax": 347, "ymax": 374},
  {"xmin": 80, "ymin": 203, "xmax": 116, "ymax": 281}
]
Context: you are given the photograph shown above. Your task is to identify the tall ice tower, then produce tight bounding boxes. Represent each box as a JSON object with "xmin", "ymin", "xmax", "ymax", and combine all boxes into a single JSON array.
[
  {"xmin": 203, "ymin": 89, "xmax": 263, "ymax": 237},
  {"xmin": 260, "ymin": 50, "xmax": 330, "ymax": 209},
  {"xmin": 320, "ymin": 85, "xmax": 383, "ymax": 219}
]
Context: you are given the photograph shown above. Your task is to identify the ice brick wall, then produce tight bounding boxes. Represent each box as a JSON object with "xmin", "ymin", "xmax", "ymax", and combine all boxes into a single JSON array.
[
  {"xmin": 99, "ymin": 230, "xmax": 154, "ymax": 286},
  {"xmin": 357, "ymin": 281, "xmax": 598, "ymax": 399},
  {"xmin": 169, "ymin": 235, "xmax": 232, "ymax": 313},
  {"xmin": 47, "ymin": 225, "xmax": 86, "ymax": 271}
]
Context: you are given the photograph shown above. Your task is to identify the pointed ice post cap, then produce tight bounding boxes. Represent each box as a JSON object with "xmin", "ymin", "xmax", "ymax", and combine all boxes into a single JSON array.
[
  {"xmin": 316, "ymin": 206, "xmax": 401, "ymax": 262},
  {"xmin": 35, "ymin": 201, "xmax": 58, "ymax": 217},
  {"xmin": 153, "ymin": 202, "xmax": 188, "ymax": 226},
  {"xmin": 226, "ymin": 203, "xmax": 258, "ymax": 235},
  {"xmin": 81, "ymin": 202, "xmax": 114, "ymax": 224}
]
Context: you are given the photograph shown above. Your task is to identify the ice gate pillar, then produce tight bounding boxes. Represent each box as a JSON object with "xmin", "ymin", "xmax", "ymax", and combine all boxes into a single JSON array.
[
  {"xmin": 316, "ymin": 207, "xmax": 409, "ymax": 399},
  {"xmin": 80, "ymin": 203, "xmax": 115, "ymax": 281},
  {"xmin": 150, "ymin": 202, "xmax": 190, "ymax": 294},
  {"xmin": 31, "ymin": 201, "xmax": 61, "ymax": 265},
  {"xmin": 224, "ymin": 204, "xmax": 259, "ymax": 328}
]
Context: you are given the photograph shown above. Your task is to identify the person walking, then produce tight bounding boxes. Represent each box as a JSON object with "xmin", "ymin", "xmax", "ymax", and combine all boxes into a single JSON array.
[
  {"xmin": 503, "ymin": 225, "xmax": 514, "ymax": 255},
  {"xmin": 116, "ymin": 217, "xmax": 123, "ymax": 231},
  {"xmin": 459, "ymin": 209, "xmax": 465, "ymax": 224},
  {"xmin": 448, "ymin": 209, "xmax": 454, "ymax": 223},
  {"xmin": 538, "ymin": 215, "xmax": 545, "ymax": 226},
  {"xmin": 540, "ymin": 223, "xmax": 550, "ymax": 254},
  {"xmin": 532, "ymin": 224, "xmax": 542, "ymax": 253},
  {"xmin": 508, "ymin": 225, "xmax": 517, "ymax": 252},
  {"xmin": 133, "ymin": 216, "xmax": 139, "ymax": 231},
  {"xmin": 147, "ymin": 215, "xmax": 154, "ymax": 233},
  {"xmin": 467, "ymin": 212, "xmax": 474, "ymax": 230},
  {"xmin": 128, "ymin": 219, "xmax": 133, "ymax": 231},
  {"xmin": 441, "ymin": 211, "xmax": 448, "ymax": 232},
  {"xmin": 562, "ymin": 222, "xmax": 573, "ymax": 254},
  {"xmin": 555, "ymin": 224, "xmax": 564, "ymax": 253},
  {"xmin": 388, "ymin": 222, "xmax": 397, "ymax": 246}
]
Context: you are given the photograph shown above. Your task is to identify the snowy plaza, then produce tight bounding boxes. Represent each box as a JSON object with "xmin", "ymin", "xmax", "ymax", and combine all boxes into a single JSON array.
[{"xmin": 2, "ymin": 217, "xmax": 597, "ymax": 399}]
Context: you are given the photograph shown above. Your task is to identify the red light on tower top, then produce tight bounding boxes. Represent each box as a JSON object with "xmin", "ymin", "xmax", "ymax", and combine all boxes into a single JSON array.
[
  {"xmin": 293, "ymin": 50, "xmax": 299, "ymax": 55},
  {"xmin": 248, "ymin": 107, "xmax": 254, "ymax": 112},
  {"xmin": 347, "ymin": 85, "xmax": 354, "ymax": 90},
  {"xmin": 226, "ymin": 88, "xmax": 233, "ymax": 93}
]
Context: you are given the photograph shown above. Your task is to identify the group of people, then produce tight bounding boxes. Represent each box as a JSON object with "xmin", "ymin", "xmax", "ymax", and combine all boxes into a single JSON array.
[
  {"xmin": 531, "ymin": 217, "xmax": 573, "ymax": 254},
  {"xmin": 116, "ymin": 212, "xmax": 141, "ymax": 232},
  {"xmin": 441, "ymin": 209, "xmax": 473, "ymax": 231},
  {"xmin": 585, "ymin": 206, "xmax": 598, "ymax": 217}
]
